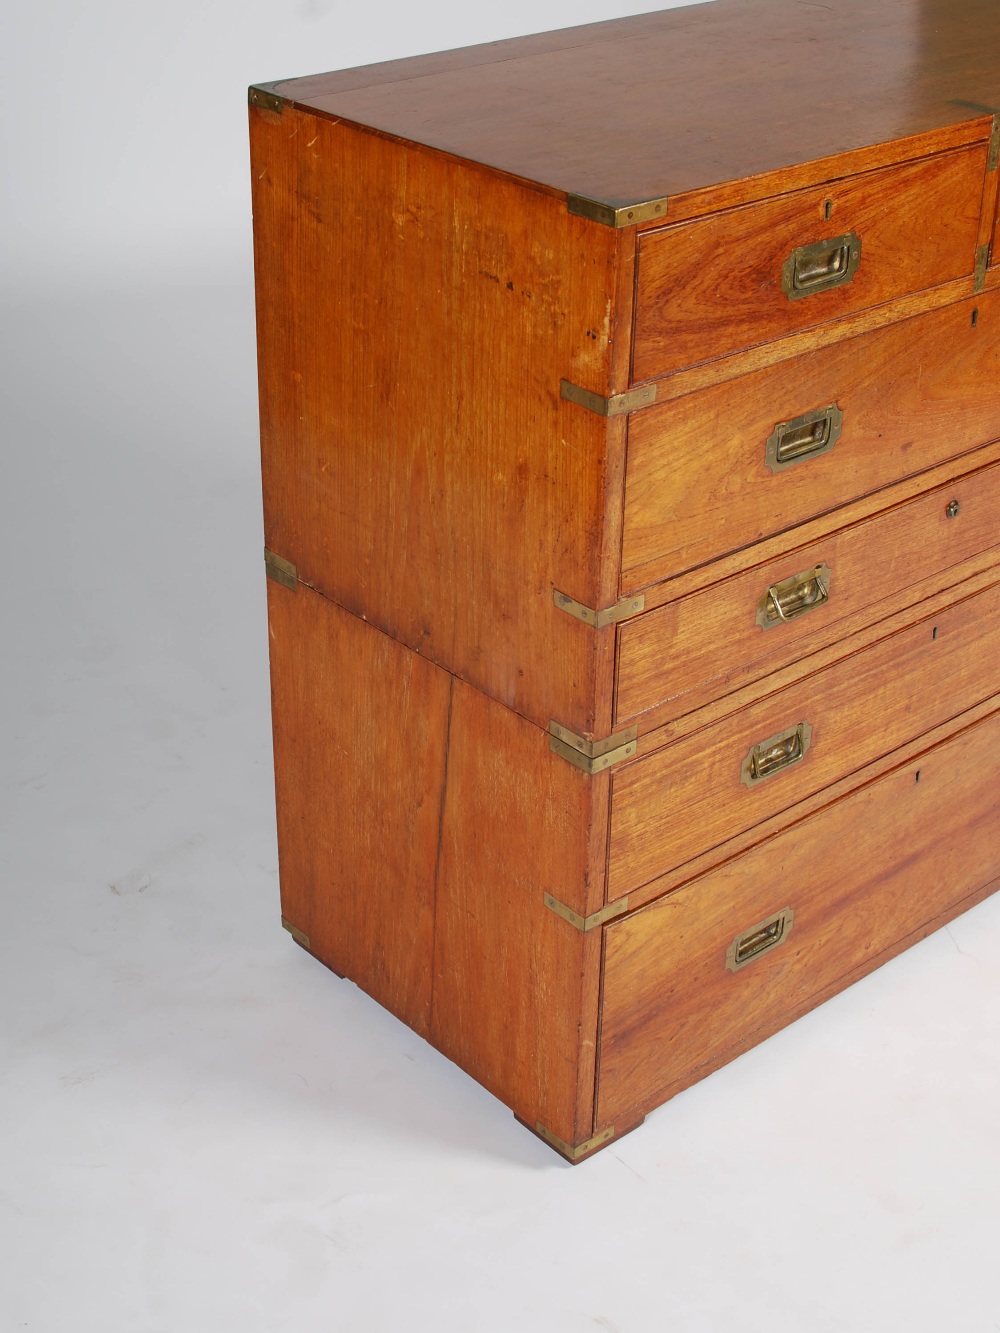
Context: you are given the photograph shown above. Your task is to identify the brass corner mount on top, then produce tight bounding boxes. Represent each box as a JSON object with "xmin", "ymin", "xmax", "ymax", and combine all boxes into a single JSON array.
[{"xmin": 567, "ymin": 193, "xmax": 670, "ymax": 228}]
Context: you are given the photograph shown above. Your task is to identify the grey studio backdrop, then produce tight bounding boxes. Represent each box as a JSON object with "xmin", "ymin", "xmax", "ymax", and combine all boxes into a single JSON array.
[{"xmin": 2, "ymin": 1, "xmax": 1000, "ymax": 1330}]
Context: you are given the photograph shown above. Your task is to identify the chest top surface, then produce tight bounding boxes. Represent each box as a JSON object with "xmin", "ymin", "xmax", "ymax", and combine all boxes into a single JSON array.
[{"xmin": 263, "ymin": 0, "xmax": 1000, "ymax": 208}]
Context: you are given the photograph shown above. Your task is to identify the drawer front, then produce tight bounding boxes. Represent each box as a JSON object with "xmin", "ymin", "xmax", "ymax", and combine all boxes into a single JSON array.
[
  {"xmin": 633, "ymin": 144, "xmax": 986, "ymax": 383},
  {"xmin": 598, "ymin": 705, "xmax": 1000, "ymax": 1128},
  {"xmin": 616, "ymin": 458, "xmax": 1000, "ymax": 728},
  {"xmin": 609, "ymin": 578, "xmax": 1000, "ymax": 899},
  {"xmin": 623, "ymin": 292, "xmax": 1000, "ymax": 591}
]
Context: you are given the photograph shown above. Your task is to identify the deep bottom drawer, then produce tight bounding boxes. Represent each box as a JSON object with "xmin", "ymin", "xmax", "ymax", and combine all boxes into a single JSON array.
[{"xmin": 597, "ymin": 703, "xmax": 1000, "ymax": 1128}]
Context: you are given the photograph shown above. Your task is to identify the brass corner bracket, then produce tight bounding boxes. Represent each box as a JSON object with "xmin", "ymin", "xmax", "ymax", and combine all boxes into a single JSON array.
[
  {"xmin": 554, "ymin": 589, "xmax": 645, "ymax": 629},
  {"xmin": 264, "ymin": 548, "xmax": 297, "ymax": 590},
  {"xmin": 560, "ymin": 379, "xmax": 657, "ymax": 418},
  {"xmin": 249, "ymin": 85, "xmax": 288, "ymax": 115},
  {"xmin": 549, "ymin": 721, "xmax": 638, "ymax": 775},
  {"xmin": 544, "ymin": 892, "xmax": 630, "ymax": 933},
  {"xmin": 281, "ymin": 917, "xmax": 312, "ymax": 950},
  {"xmin": 567, "ymin": 194, "xmax": 669, "ymax": 228},
  {"xmin": 534, "ymin": 1121, "xmax": 616, "ymax": 1162}
]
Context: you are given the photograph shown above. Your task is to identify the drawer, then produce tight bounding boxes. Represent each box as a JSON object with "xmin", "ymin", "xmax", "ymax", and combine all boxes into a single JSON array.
[
  {"xmin": 632, "ymin": 144, "xmax": 987, "ymax": 383},
  {"xmin": 608, "ymin": 577, "xmax": 1000, "ymax": 900},
  {"xmin": 616, "ymin": 457, "xmax": 1000, "ymax": 729},
  {"xmin": 623, "ymin": 291, "xmax": 1000, "ymax": 591},
  {"xmin": 598, "ymin": 703, "xmax": 1000, "ymax": 1127}
]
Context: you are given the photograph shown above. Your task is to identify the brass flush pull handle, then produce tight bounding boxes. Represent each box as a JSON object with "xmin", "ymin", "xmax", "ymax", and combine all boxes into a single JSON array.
[
  {"xmin": 726, "ymin": 908, "xmax": 795, "ymax": 972},
  {"xmin": 782, "ymin": 232, "xmax": 862, "ymax": 300},
  {"xmin": 741, "ymin": 721, "xmax": 812, "ymax": 787},
  {"xmin": 766, "ymin": 404, "xmax": 843, "ymax": 472},
  {"xmin": 757, "ymin": 563, "xmax": 831, "ymax": 630}
]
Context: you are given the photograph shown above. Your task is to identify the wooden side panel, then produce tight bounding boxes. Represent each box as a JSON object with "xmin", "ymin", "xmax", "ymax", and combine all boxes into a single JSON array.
[
  {"xmin": 268, "ymin": 579, "xmax": 451, "ymax": 1035},
  {"xmin": 250, "ymin": 103, "xmax": 625, "ymax": 738},
  {"xmin": 598, "ymin": 706, "xmax": 1000, "ymax": 1127},
  {"xmin": 616, "ymin": 457, "xmax": 1000, "ymax": 729},
  {"xmin": 431, "ymin": 680, "xmax": 604, "ymax": 1146},
  {"xmin": 609, "ymin": 578, "xmax": 1000, "ymax": 899},
  {"xmin": 623, "ymin": 291, "xmax": 1000, "ymax": 591},
  {"xmin": 633, "ymin": 145, "xmax": 986, "ymax": 382}
]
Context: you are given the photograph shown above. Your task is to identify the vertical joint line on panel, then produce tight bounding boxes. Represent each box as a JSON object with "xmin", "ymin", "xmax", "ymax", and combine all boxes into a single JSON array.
[{"xmin": 428, "ymin": 676, "xmax": 456, "ymax": 1033}]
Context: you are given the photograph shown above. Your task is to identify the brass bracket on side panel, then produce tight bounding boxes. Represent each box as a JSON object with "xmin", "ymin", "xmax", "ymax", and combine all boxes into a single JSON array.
[
  {"xmin": 554, "ymin": 589, "xmax": 645, "ymax": 629},
  {"xmin": 567, "ymin": 194, "xmax": 669, "ymax": 228},
  {"xmin": 544, "ymin": 892, "xmax": 630, "ymax": 933},
  {"xmin": 975, "ymin": 244, "xmax": 990, "ymax": 294},
  {"xmin": 281, "ymin": 917, "xmax": 312, "ymax": 950},
  {"xmin": 265, "ymin": 548, "xmax": 297, "ymax": 590},
  {"xmin": 549, "ymin": 721, "xmax": 638, "ymax": 775},
  {"xmin": 249, "ymin": 85, "xmax": 288, "ymax": 114},
  {"xmin": 560, "ymin": 379, "xmax": 657, "ymax": 417},
  {"xmin": 535, "ymin": 1121, "xmax": 616, "ymax": 1161},
  {"xmin": 950, "ymin": 101, "xmax": 1000, "ymax": 171}
]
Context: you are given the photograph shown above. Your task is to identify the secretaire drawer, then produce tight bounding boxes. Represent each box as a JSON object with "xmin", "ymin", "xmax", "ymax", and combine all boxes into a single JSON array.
[
  {"xmin": 597, "ymin": 704, "xmax": 1000, "ymax": 1128},
  {"xmin": 608, "ymin": 577, "xmax": 1000, "ymax": 900},
  {"xmin": 632, "ymin": 143, "xmax": 987, "ymax": 383},
  {"xmin": 616, "ymin": 457, "xmax": 1000, "ymax": 729},
  {"xmin": 623, "ymin": 292, "xmax": 1000, "ymax": 591}
]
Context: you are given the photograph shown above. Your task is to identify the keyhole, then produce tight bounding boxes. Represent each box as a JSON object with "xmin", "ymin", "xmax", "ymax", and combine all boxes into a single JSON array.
[
  {"xmin": 824, "ymin": 199, "xmax": 833, "ymax": 221},
  {"xmin": 972, "ymin": 307, "xmax": 980, "ymax": 328}
]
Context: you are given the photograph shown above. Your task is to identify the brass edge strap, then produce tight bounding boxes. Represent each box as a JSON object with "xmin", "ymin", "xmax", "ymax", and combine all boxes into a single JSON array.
[
  {"xmin": 543, "ymin": 892, "xmax": 630, "ymax": 933},
  {"xmin": 249, "ymin": 85, "xmax": 289, "ymax": 114},
  {"xmin": 534, "ymin": 1122, "xmax": 616, "ymax": 1161},
  {"xmin": 566, "ymin": 193, "xmax": 669, "ymax": 228},
  {"xmin": 560, "ymin": 379, "xmax": 658, "ymax": 417},
  {"xmin": 264, "ymin": 548, "xmax": 297, "ymax": 590},
  {"xmin": 949, "ymin": 101, "xmax": 1000, "ymax": 171},
  {"xmin": 553, "ymin": 589, "xmax": 645, "ymax": 628},
  {"xmin": 549, "ymin": 721, "xmax": 638, "ymax": 775},
  {"xmin": 975, "ymin": 244, "xmax": 990, "ymax": 294},
  {"xmin": 281, "ymin": 917, "xmax": 312, "ymax": 950}
]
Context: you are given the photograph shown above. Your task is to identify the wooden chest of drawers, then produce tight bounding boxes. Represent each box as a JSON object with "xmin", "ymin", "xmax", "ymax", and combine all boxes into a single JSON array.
[{"xmin": 249, "ymin": 0, "xmax": 1000, "ymax": 1161}]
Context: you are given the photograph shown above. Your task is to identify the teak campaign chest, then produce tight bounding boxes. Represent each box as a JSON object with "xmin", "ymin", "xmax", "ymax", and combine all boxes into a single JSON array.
[{"xmin": 249, "ymin": 0, "xmax": 1000, "ymax": 1162}]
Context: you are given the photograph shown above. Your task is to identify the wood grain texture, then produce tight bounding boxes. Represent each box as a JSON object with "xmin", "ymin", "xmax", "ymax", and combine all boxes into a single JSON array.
[
  {"xmin": 269, "ymin": 0, "xmax": 1000, "ymax": 211},
  {"xmin": 623, "ymin": 291, "xmax": 1000, "ymax": 591},
  {"xmin": 267, "ymin": 579, "xmax": 451, "ymax": 1033},
  {"xmin": 616, "ymin": 457, "xmax": 1000, "ymax": 729},
  {"xmin": 598, "ymin": 705, "xmax": 1000, "ymax": 1127},
  {"xmin": 250, "ymin": 103, "xmax": 626, "ymax": 739},
  {"xmin": 633, "ymin": 145, "xmax": 985, "ymax": 383},
  {"xmin": 430, "ymin": 679, "xmax": 604, "ymax": 1146},
  {"xmin": 609, "ymin": 577, "xmax": 1000, "ymax": 899}
]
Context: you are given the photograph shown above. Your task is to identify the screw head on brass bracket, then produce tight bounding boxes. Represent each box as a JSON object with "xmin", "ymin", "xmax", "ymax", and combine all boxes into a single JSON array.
[{"xmin": 249, "ymin": 85, "xmax": 288, "ymax": 114}]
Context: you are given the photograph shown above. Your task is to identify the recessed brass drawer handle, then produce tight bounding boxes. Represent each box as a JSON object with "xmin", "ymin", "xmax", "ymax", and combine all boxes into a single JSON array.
[
  {"xmin": 726, "ymin": 908, "xmax": 795, "ymax": 972},
  {"xmin": 782, "ymin": 232, "xmax": 862, "ymax": 300},
  {"xmin": 766, "ymin": 404, "xmax": 843, "ymax": 472},
  {"xmin": 757, "ymin": 563, "xmax": 831, "ymax": 630},
  {"xmin": 741, "ymin": 721, "xmax": 812, "ymax": 787}
]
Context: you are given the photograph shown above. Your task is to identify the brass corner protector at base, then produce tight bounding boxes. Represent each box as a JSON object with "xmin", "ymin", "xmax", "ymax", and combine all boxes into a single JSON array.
[
  {"xmin": 554, "ymin": 589, "xmax": 645, "ymax": 629},
  {"xmin": 549, "ymin": 721, "xmax": 638, "ymax": 775},
  {"xmin": 264, "ymin": 548, "xmax": 297, "ymax": 590},
  {"xmin": 544, "ymin": 892, "xmax": 630, "ymax": 933},
  {"xmin": 566, "ymin": 193, "xmax": 669, "ymax": 228},
  {"xmin": 281, "ymin": 917, "xmax": 312, "ymax": 950},
  {"xmin": 249, "ymin": 85, "xmax": 288, "ymax": 114},
  {"xmin": 535, "ymin": 1122, "xmax": 616, "ymax": 1162},
  {"xmin": 560, "ymin": 379, "xmax": 658, "ymax": 417}
]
